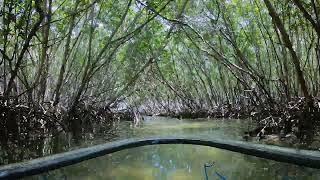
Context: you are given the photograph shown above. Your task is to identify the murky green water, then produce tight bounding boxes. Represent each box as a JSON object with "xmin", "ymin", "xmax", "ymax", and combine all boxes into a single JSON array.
[
  {"xmin": 25, "ymin": 117, "xmax": 320, "ymax": 180},
  {"xmin": 29, "ymin": 145, "xmax": 319, "ymax": 180}
]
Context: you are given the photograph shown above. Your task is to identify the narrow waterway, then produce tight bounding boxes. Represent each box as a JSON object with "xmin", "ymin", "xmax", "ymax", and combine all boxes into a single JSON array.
[{"xmin": 16, "ymin": 117, "xmax": 320, "ymax": 179}]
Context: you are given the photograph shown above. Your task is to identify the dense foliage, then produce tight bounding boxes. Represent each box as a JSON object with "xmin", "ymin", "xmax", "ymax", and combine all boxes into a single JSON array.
[{"xmin": 0, "ymin": 0, "xmax": 319, "ymax": 139}]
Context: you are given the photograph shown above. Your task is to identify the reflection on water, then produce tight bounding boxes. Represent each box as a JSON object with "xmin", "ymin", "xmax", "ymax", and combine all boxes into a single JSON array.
[
  {"xmin": 30, "ymin": 144, "xmax": 320, "ymax": 180},
  {"xmin": 2, "ymin": 116, "xmax": 320, "ymax": 179},
  {"xmin": 131, "ymin": 117, "xmax": 252, "ymax": 140}
]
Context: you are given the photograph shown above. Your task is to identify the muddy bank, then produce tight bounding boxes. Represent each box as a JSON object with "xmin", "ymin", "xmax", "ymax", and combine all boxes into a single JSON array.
[
  {"xmin": 1, "ymin": 96, "xmax": 320, "ymax": 151},
  {"xmin": 153, "ymin": 98, "xmax": 320, "ymax": 145},
  {"xmin": 0, "ymin": 100, "xmax": 135, "ymax": 143},
  {"xmin": 0, "ymin": 99, "xmax": 136, "ymax": 165}
]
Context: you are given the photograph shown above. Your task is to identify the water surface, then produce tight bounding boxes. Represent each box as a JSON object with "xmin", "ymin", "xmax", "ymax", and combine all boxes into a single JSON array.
[{"xmin": 25, "ymin": 117, "xmax": 320, "ymax": 179}]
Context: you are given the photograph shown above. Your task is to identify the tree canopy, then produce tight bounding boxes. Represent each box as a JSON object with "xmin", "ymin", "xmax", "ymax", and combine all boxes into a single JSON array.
[{"xmin": 0, "ymin": 0, "xmax": 319, "ymax": 127}]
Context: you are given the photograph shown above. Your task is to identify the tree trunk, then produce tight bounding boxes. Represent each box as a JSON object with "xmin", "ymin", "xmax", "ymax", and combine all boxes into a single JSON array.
[
  {"xmin": 38, "ymin": 0, "xmax": 52, "ymax": 102},
  {"xmin": 263, "ymin": 0, "xmax": 313, "ymax": 107},
  {"xmin": 53, "ymin": 0, "xmax": 80, "ymax": 105},
  {"xmin": 4, "ymin": 1, "xmax": 45, "ymax": 99}
]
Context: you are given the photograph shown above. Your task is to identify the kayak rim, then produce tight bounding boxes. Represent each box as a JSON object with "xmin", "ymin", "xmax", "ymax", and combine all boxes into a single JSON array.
[{"xmin": 0, "ymin": 136, "xmax": 320, "ymax": 179}]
